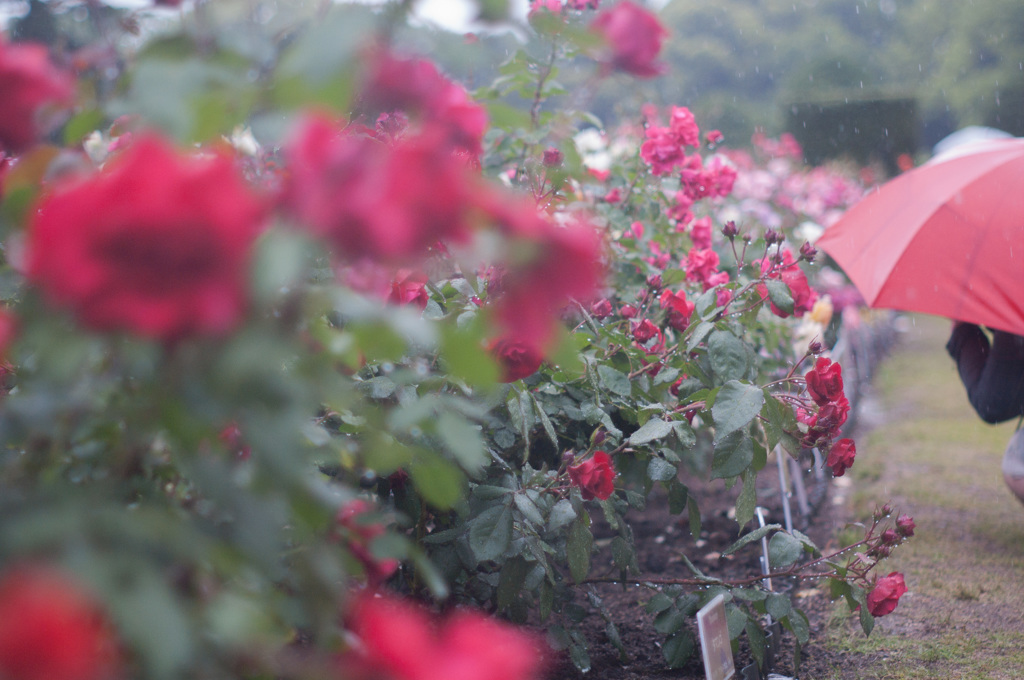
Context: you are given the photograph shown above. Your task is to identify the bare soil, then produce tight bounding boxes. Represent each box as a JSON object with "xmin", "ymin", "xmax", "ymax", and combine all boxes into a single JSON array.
[{"xmin": 543, "ymin": 446, "xmax": 851, "ymax": 680}]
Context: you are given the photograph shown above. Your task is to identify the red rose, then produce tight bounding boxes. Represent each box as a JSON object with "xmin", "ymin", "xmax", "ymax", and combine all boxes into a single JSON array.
[
  {"xmin": 825, "ymin": 438, "xmax": 856, "ymax": 476},
  {"xmin": 489, "ymin": 338, "xmax": 544, "ymax": 383},
  {"xmin": 0, "ymin": 566, "xmax": 120, "ymax": 680},
  {"xmin": 866, "ymin": 572, "xmax": 907, "ymax": 617},
  {"xmin": 0, "ymin": 37, "xmax": 74, "ymax": 154},
  {"xmin": 361, "ymin": 50, "xmax": 488, "ymax": 163},
  {"xmin": 283, "ymin": 115, "xmax": 476, "ymax": 263},
  {"xmin": 335, "ymin": 500, "xmax": 399, "ymax": 588},
  {"xmin": 488, "ymin": 207, "xmax": 604, "ymax": 352},
  {"xmin": 590, "ymin": 1, "xmax": 668, "ymax": 78},
  {"xmin": 659, "ymin": 289, "xmax": 695, "ymax": 331},
  {"xmin": 757, "ymin": 250, "xmax": 818, "ymax": 318},
  {"xmin": 805, "ymin": 356, "xmax": 844, "ymax": 406},
  {"xmin": 590, "ymin": 298, "xmax": 613, "ymax": 319},
  {"xmin": 27, "ymin": 135, "xmax": 265, "ymax": 343},
  {"xmin": 345, "ymin": 594, "xmax": 545, "ymax": 680},
  {"xmin": 631, "ymin": 318, "xmax": 659, "ymax": 343},
  {"xmin": 896, "ymin": 514, "xmax": 916, "ymax": 537},
  {"xmin": 568, "ymin": 450, "xmax": 616, "ymax": 500}
]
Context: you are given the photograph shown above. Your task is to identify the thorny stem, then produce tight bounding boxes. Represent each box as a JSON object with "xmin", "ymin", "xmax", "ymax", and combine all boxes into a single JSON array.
[
  {"xmin": 530, "ymin": 44, "xmax": 559, "ymax": 129},
  {"xmin": 579, "ymin": 536, "xmax": 878, "ymax": 589}
]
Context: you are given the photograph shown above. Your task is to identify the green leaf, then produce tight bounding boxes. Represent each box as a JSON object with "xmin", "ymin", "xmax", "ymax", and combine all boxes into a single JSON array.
[
  {"xmin": 672, "ymin": 420, "xmax": 697, "ymax": 448},
  {"xmin": 687, "ymin": 497, "xmax": 702, "ymax": 537},
  {"xmin": 735, "ymin": 468, "xmax": 758, "ymax": 526},
  {"xmin": 784, "ymin": 609, "xmax": 812, "ymax": 645},
  {"xmin": 597, "ymin": 365, "xmax": 632, "ymax": 397},
  {"xmin": 711, "ymin": 430, "xmax": 755, "ymax": 480},
  {"xmin": 497, "ymin": 556, "xmax": 531, "ymax": 611},
  {"xmin": 513, "ymin": 492, "xmax": 545, "ymax": 526},
  {"xmin": 712, "ymin": 381, "xmax": 765, "ymax": 439},
  {"xmin": 410, "ymin": 548, "xmax": 450, "ymax": 600},
  {"xmin": 610, "ymin": 536, "xmax": 637, "ymax": 574},
  {"xmin": 63, "ymin": 109, "xmax": 105, "ymax": 145},
  {"xmin": 654, "ymin": 606, "xmax": 688, "ymax": 635},
  {"xmin": 529, "ymin": 393, "xmax": 560, "ymax": 451},
  {"xmin": 440, "ymin": 322, "xmax": 500, "ymax": 384},
  {"xmin": 411, "ymin": 458, "xmax": 464, "ymax": 509},
  {"xmin": 766, "ymin": 592, "xmax": 792, "ymax": 620},
  {"xmin": 605, "ymin": 620, "xmax": 628, "ymax": 662},
  {"xmin": 667, "ymin": 482, "xmax": 689, "ymax": 514},
  {"xmin": 765, "ymin": 278, "xmax": 795, "ymax": 315},
  {"xmin": 762, "ymin": 394, "xmax": 803, "ymax": 455},
  {"xmin": 469, "ymin": 503, "xmax": 514, "ymax": 562},
  {"xmin": 646, "ymin": 592, "xmax": 673, "ymax": 614},
  {"xmin": 708, "ymin": 331, "xmax": 753, "ymax": 382},
  {"xmin": 686, "ymin": 321, "xmax": 715, "ymax": 352},
  {"xmin": 647, "ymin": 456, "xmax": 677, "ymax": 482},
  {"xmin": 547, "ymin": 499, "xmax": 577, "ymax": 533},
  {"xmin": 768, "ymin": 532, "xmax": 804, "ymax": 568},
  {"xmin": 726, "ymin": 604, "xmax": 748, "ymax": 639},
  {"xmin": 723, "ymin": 523, "xmax": 782, "ymax": 556},
  {"xmin": 662, "ymin": 631, "xmax": 696, "ymax": 668},
  {"xmin": 628, "ymin": 417, "xmax": 674, "ymax": 445},
  {"xmin": 746, "ymin": 617, "xmax": 767, "ymax": 670},
  {"xmin": 566, "ymin": 516, "xmax": 593, "ymax": 583},
  {"xmin": 436, "ymin": 412, "xmax": 486, "ymax": 475}
]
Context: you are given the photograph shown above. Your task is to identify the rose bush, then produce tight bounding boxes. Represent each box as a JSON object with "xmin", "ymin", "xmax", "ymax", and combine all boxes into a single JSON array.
[{"xmin": 0, "ymin": 1, "xmax": 909, "ymax": 678}]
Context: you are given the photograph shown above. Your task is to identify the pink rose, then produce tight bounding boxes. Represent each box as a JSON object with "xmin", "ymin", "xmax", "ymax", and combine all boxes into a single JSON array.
[
  {"xmin": 568, "ymin": 451, "xmax": 616, "ymax": 500},
  {"xmin": 388, "ymin": 270, "xmax": 430, "ymax": 310},
  {"xmin": 866, "ymin": 572, "xmax": 907, "ymax": 617},
  {"xmin": 690, "ymin": 216, "xmax": 712, "ymax": 250},
  {"xmin": 590, "ymin": 1, "xmax": 668, "ymax": 78},
  {"xmin": 0, "ymin": 37, "xmax": 74, "ymax": 153},
  {"xmin": 685, "ymin": 248, "xmax": 720, "ymax": 286},
  {"xmin": 896, "ymin": 514, "xmax": 916, "ymax": 537}
]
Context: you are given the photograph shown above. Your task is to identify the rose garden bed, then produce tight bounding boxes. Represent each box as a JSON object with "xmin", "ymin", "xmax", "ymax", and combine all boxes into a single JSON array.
[{"xmin": 0, "ymin": 3, "xmax": 912, "ymax": 679}]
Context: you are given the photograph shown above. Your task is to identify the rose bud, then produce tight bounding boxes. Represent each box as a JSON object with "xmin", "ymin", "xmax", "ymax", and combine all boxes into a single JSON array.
[
  {"xmin": 799, "ymin": 241, "xmax": 818, "ymax": 263},
  {"xmin": 896, "ymin": 514, "xmax": 916, "ymax": 537},
  {"xmin": 619, "ymin": 304, "xmax": 637, "ymax": 319},
  {"xmin": 722, "ymin": 220, "xmax": 739, "ymax": 239},
  {"xmin": 542, "ymin": 147, "xmax": 563, "ymax": 167},
  {"xmin": 880, "ymin": 528, "xmax": 899, "ymax": 545},
  {"xmin": 646, "ymin": 274, "xmax": 662, "ymax": 290},
  {"xmin": 764, "ymin": 228, "xmax": 780, "ymax": 245},
  {"xmin": 809, "ymin": 340, "xmax": 824, "ymax": 355}
]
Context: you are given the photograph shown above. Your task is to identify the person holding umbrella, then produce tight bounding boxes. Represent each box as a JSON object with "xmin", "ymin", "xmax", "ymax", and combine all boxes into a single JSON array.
[
  {"xmin": 946, "ymin": 323, "xmax": 1024, "ymax": 425},
  {"xmin": 816, "ymin": 135, "xmax": 1024, "ymax": 503},
  {"xmin": 946, "ymin": 323, "xmax": 1024, "ymax": 503}
]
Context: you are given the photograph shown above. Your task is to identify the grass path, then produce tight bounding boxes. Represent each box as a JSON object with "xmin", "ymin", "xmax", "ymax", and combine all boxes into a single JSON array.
[{"xmin": 821, "ymin": 314, "xmax": 1024, "ymax": 679}]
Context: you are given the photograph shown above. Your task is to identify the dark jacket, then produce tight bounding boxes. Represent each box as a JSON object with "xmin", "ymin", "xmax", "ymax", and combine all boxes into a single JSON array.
[{"xmin": 946, "ymin": 323, "xmax": 1024, "ymax": 424}]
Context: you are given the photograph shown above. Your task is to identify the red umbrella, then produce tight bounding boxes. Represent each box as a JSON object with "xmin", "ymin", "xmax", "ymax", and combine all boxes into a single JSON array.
[{"xmin": 817, "ymin": 137, "xmax": 1024, "ymax": 336}]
